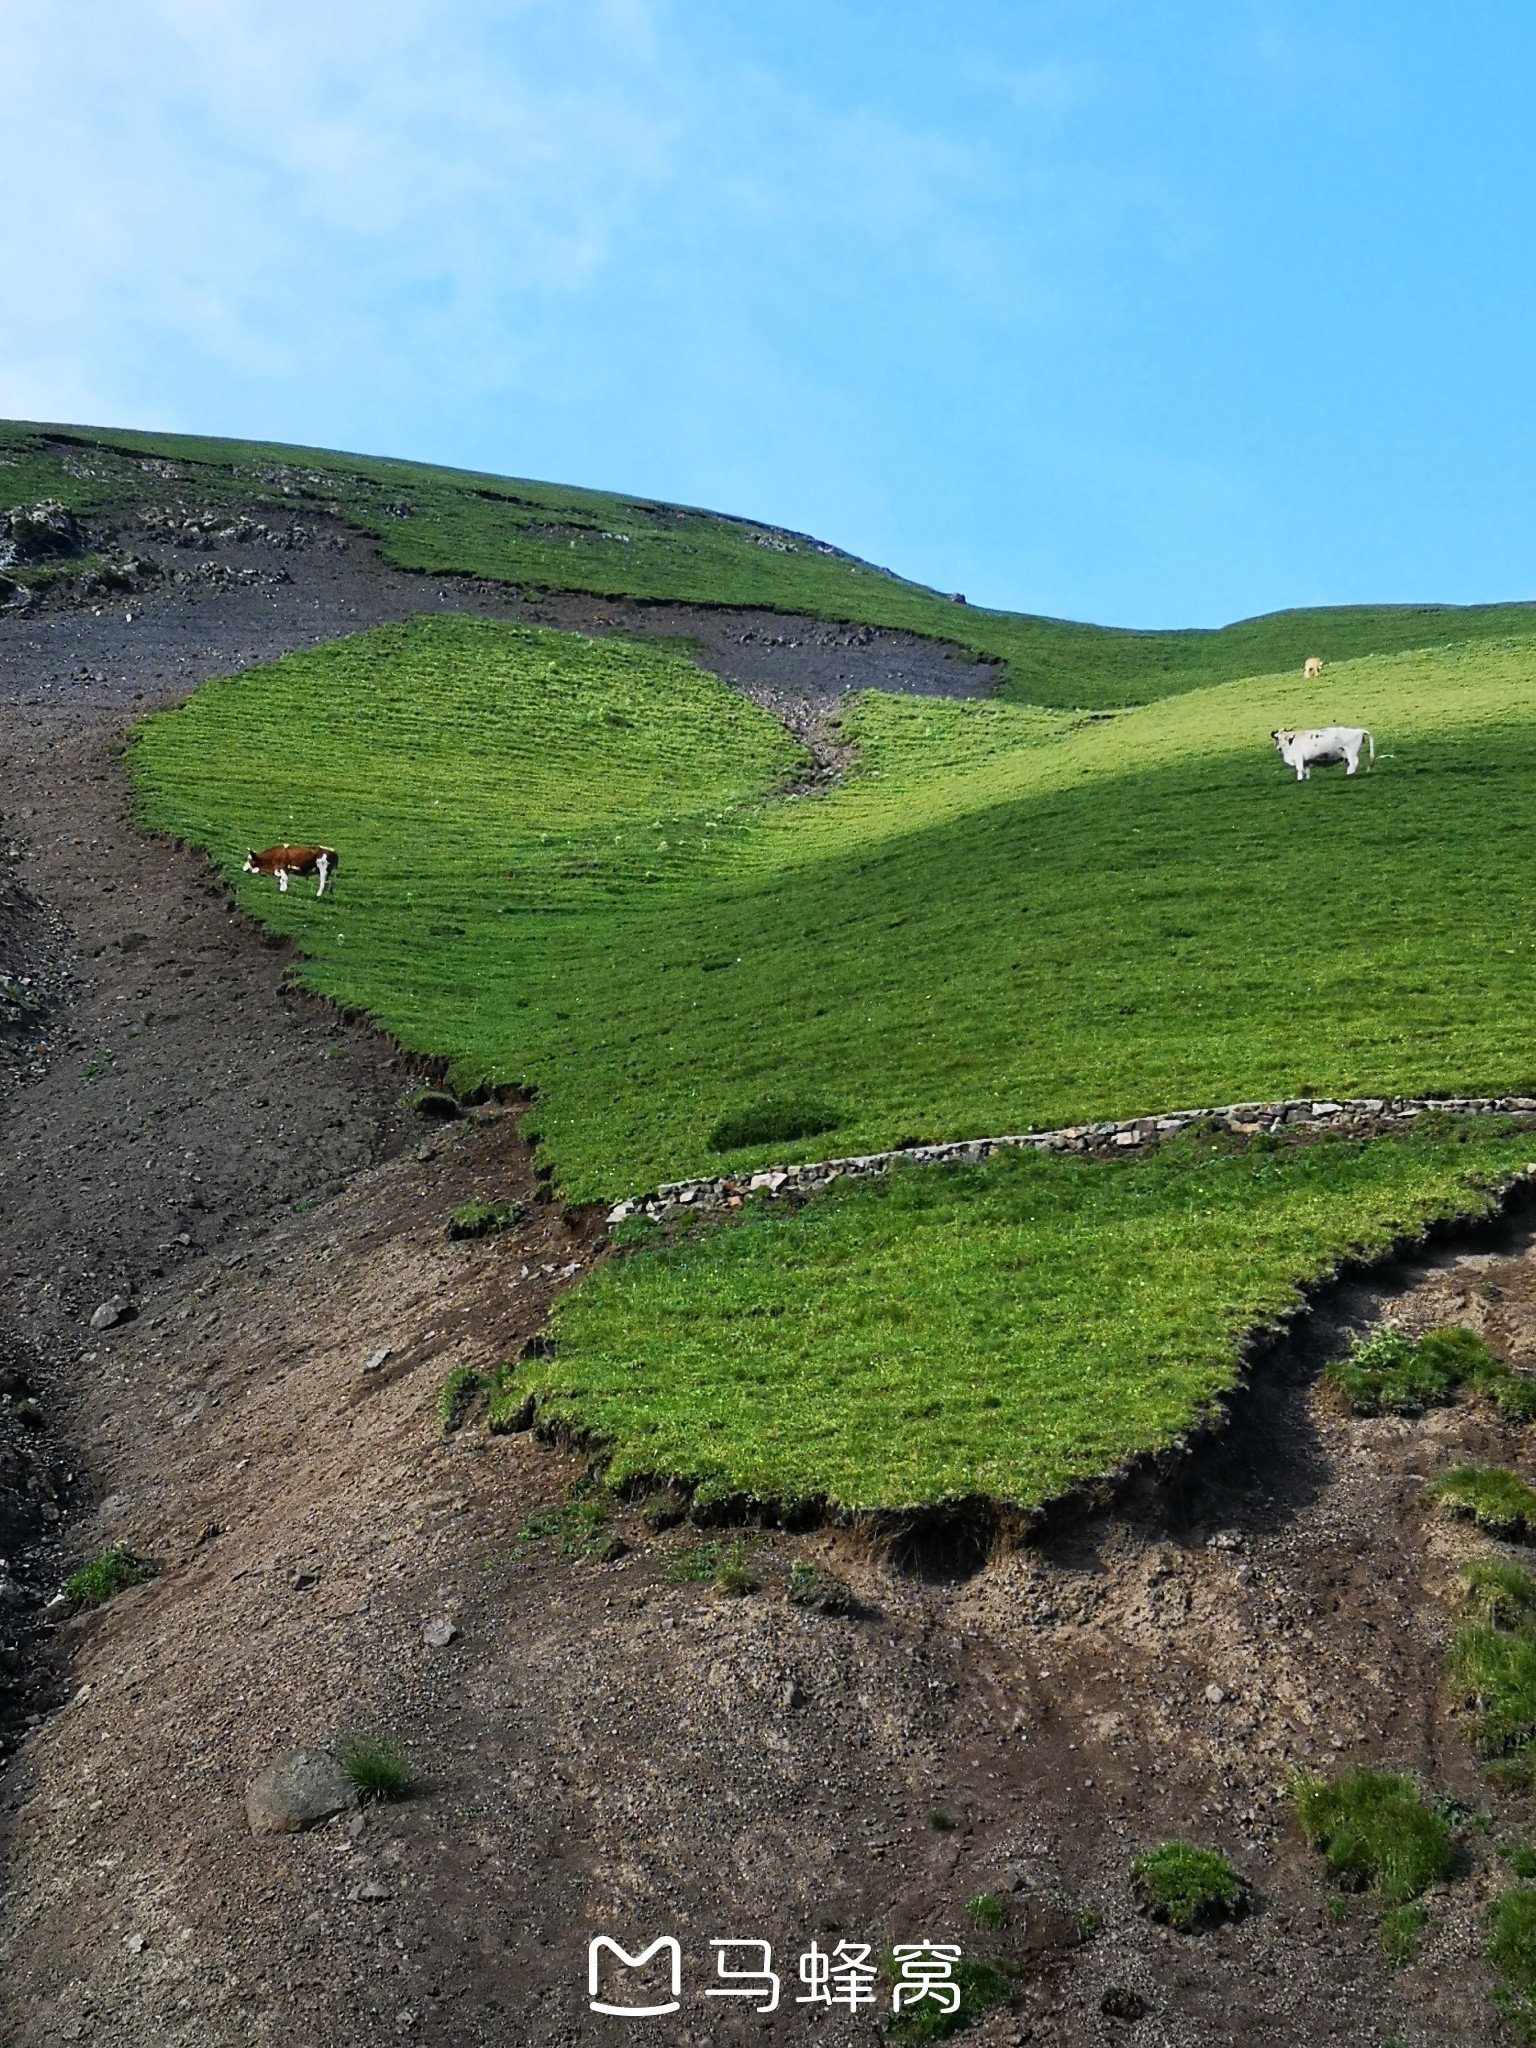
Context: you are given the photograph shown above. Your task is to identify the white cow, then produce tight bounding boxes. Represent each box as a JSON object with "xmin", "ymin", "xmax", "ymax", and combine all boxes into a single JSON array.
[
  {"xmin": 1272, "ymin": 726, "xmax": 1375, "ymax": 780},
  {"xmin": 1302, "ymin": 656, "xmax": 1325, "ymax": 679}
]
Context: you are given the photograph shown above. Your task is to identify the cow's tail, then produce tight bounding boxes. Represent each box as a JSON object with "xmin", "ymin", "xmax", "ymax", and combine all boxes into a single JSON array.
[{"xmin": 1365, "ymin": 729, "xmax": 1375, "ymax": 770}]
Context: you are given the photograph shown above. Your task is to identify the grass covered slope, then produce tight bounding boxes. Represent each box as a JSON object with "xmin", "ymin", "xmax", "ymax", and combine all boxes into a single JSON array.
[
  {"xmin": 131, "ymin": 616, "xmax": 1536, "ymax": 1201},
  {"xmin": 9, "ymin": 417, "xmax": 1536, "ymax": 708},
  {"xmin": 525, "ymin": 1127, "xmax": 1536, "ymax": 1510}
]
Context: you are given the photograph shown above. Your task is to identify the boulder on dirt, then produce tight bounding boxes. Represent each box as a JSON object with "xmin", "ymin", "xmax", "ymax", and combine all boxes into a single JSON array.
[
  {"xmin": 423, "ymin": 1617, "xmax": 458, "ymax": 1648},
  {"xmin": 0, "ymin": 501, "xmax": 86, "ymax": 568},
  {"xmin": 89, "ymin": 1296, "xmax": 133, "ymax": 1332},
  {"xmin": 245, "ymin": 1748, "xmax": 359, "ymax": 1835}
]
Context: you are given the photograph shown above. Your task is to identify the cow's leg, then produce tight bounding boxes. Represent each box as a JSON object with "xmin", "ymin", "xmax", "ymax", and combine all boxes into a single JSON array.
[
  {"xmin": 316, "ymin": 854, "xmax": 330, "ymax": 897},
  {"xmin": 1344, "ymin": 743, "xmax": 1359, "ymax": 776},
  {"xmin": 278, "ymin": 869, "xmax": 289, "ymax": 892}
]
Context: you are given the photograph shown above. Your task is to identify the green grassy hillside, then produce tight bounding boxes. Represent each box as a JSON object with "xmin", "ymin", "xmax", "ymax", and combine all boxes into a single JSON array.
[
  {"xmin": 132, "ymin": 617, "xmax": 1536, "ymax": 1203},
  {"xmin": 8, "ymin": 417, "xmax": 1536, "ymax": 707},
  {"xmin": 531, "ymin": 1125, "xmax": 1536, "ymax": 1511}
]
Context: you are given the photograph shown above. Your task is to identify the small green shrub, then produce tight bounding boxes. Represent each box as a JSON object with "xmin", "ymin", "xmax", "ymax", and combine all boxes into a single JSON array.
[
  {"xmin": 1504, "ymin": 1846, "xmax": 1536, "ymax": 1881},
  {"xmin": 1293, "ymin": 1771, "xmax": 1453, "ymax": 1904},
  {"xmin": 1129, "ymin": 1843, "xmax": 1251, "ymax": 1932},
  {"xmin": 1434, "ymin": 1466, "xmax": 1536, "ymax": 1541},
  {"xmin": 437, "ymin": 1366, "xmax": 483, "ymax": 1433},
  {"xmin": 409, "ymin": 1087, "xmax": 458, "ymax": 1119},
  {"xmin": 967, "ymin": 1893, "xmax": 1007, "ymax": 1931},
  {"xmin": 888, "ymin": 1953, "xmax": 1016, "ymax": 2044},
  {"xmin": 1489, "ymin": 1887, "xmax": 1536, "ymax": 2040},
  {"xmin": 927, "ymin": 1810, "xmax": 957, "ymax": 1832},
  {"xmin": 1465, "ymin": 1561, "xmax": 1536, "ymax": 1629},
  {"xmin": 707, "ymin": 1096, "xmax": 841, "ymax": 1154},
  {"xmin": 1380, "ymin": 1901, "xmax": 1427, "ymax": 1969},
  {"xmin": 447, "ymin": 1199, "xmax": 523, "ymax": 1241},
  {"xmin": 338, "ymin": 1733, "xmax": 409, "ymax": 1801},
  {"xmin": 64, "ymin": 1544, "xmax": 153, "ymax": 1608}
]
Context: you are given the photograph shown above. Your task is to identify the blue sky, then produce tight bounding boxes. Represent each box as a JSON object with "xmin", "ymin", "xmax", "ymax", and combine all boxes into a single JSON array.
[{"xmin": 3, "ymin": 2, "xmax": 1533, "ymax": 626}]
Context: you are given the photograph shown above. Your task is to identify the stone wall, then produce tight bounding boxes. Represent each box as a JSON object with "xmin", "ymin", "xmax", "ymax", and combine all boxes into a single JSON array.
[{"xmin": 606, "ymin": 1094, "xmax": 1536, "ymax": 1230}]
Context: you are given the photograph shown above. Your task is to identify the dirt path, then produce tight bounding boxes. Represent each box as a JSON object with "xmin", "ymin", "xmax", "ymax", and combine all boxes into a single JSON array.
[{"xmin": 0, "ymin": 530, "xmax": 1530, "ymax": 2047}]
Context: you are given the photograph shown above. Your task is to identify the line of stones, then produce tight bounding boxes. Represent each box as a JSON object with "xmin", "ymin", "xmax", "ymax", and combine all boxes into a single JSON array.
[{"xmin": 605, "ymin": 1093, "xmax": 1536, "ymax": 1231}]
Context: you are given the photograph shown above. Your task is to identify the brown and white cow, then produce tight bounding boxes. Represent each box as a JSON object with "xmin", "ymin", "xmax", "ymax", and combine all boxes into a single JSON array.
[
  {"xmin": 243, "ymin": 844, "xmax": 338, "ymax": 896},
  {"xmin": 1302, "ymin": 656, "xmax": 1325, "ymax": 678}
]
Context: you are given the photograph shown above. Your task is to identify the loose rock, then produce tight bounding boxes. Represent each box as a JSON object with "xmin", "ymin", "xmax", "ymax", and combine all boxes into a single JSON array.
[{"xmin": 245, "ymin": 1748, "xmax": 358, "ymax": 1835}]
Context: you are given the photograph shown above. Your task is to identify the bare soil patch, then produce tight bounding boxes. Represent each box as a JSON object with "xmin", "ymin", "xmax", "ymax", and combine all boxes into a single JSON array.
[{"xmin": 0, "ymin": 528, "xmax": 1530, "ymax": 2047}]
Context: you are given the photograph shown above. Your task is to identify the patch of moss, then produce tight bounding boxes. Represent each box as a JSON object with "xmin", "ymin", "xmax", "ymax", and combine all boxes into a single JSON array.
[
  {"xmin": 1129, "ymin": 1842, "xmax": 1251, "ymax": 1932},
  {"xmin": 1292, "ymin": 1770, "xmax": 1452, "ymax": 1905}
]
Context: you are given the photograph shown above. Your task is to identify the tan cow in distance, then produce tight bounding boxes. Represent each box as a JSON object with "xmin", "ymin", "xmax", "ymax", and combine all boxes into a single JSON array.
[{"xmin": 1302, "ymin": 656, "xmax": 1325, "ymax": 679}]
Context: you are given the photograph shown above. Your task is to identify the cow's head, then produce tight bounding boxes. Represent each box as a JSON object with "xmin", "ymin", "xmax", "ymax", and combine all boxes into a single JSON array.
[
  {"xmin": 1271, "ymin": 729, "xmax": 1294, "ymax": 751},
  {"xmin": 242, "ymin": 851, "xmax": 257, "ymax": 873}
]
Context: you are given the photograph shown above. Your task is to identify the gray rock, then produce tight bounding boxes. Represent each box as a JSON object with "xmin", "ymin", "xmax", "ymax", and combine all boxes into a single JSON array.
[
  {"xmin": 89, "ymin": 1295, "xmax": 132, "ymax": 1331},
  {"xmin": 423, "ymin": 1617, "xmax": 458, "ymax": 1648},
  {"xmin": 245, "ymin": 1748, "xmax": 358, "ymax": 1835}
]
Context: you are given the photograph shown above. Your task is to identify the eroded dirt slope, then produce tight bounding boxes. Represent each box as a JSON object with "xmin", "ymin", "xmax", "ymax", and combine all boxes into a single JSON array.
[{"xmin": 1, "ymin": 526, "xmax": 1534, "ymax": 2048}]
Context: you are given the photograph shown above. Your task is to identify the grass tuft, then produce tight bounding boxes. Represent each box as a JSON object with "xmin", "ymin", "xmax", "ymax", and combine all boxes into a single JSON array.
[
  {"xmin": 966, "ymin": 1894, "xmax": 1007, "ymax": 1931},
  {"xmin": 664, "ymin": 1537, "xmax": 759, "ymax": 1594},
  {"xmin": 1327, "ymin": 1324, "xmax": 1495, "ymax": 1416},
  {"xmin": 437, "ymin": 1366, "xmax": 483, "ymax": 1434},
  {"xmin": 63, "ymin": 1544, "xmax": 153, "ymax": 1608},
  {"xmin": 1292, "ymin": 1770, "xmax": 1452, "ymax": 1905},
  {"xmin": 447, "ymin": 1199, "xmax": 523, "ymax": 1241},
  {"xmin": 1450, "ymin": 1625, "xmax": 1536, "ymax": 1753},
  {"xmin": 1433, "ymin": 1466, "xmax": 1536, "ymax": 1541},
  {"xmin": 337, "ymin": 1733, "xmax": 409, "ymax": 1802},
  {"xmin": 1490, "ymin": 1887, "xmax": 1536, "ymax": 2041},
  {"xmin": 1128, "ymin": 1843, "xmax": 1251, "ymax": 1932},
  {"xmin": 887, "ymin": 1953, "xmax": 1016, "ymax": 2043},
  {"xmin": 1380, "ymin": 1901, "xmax": 1427, "ymax": 1969},
  {"xmin": 1464, "ymin": 1561, "xmax": 1536, "ymax": 1630}
]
